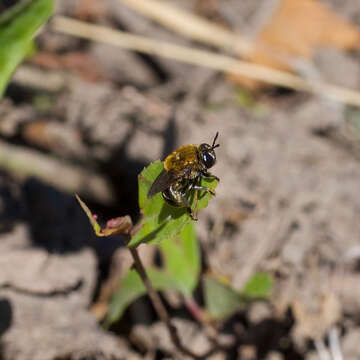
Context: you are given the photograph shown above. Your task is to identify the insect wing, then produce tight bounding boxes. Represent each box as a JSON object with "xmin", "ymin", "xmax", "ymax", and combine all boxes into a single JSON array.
[
  {"xmin": 147, "ymin": 166, "xmax": 192, "ymax": 198},
  {"xmin": 148, "ymin": 169, "xmax": 176, "ymax": 198}
]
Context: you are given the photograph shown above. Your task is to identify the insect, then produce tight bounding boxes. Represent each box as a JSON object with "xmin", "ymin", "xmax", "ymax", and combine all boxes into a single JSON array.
[{"xmin": 148, "ymin": 132, "xmax": 220, "ymax": 220}]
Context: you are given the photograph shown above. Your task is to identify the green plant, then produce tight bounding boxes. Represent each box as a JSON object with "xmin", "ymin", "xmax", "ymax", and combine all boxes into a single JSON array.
[
  {"xmin": 78, "ymin": 160, "xmax": 272, "ymax": 358},
  {"xmin": 204, "ymin": 272, "xmax": 273, "ymax": 320},
  {"xmin": 0, "ymin": 0, "xmax": 54, "ymax": 99}
]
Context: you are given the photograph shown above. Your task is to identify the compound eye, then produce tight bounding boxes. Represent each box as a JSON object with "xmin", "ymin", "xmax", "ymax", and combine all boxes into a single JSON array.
[{"xmin": 202, "ymin": 151, "xmax": 216, "ymax": 168}]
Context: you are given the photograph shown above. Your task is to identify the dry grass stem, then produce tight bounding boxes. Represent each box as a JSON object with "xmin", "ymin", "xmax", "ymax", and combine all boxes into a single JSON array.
[
  {"xmin": 117, "ymin": 0, "xmax": 253, "ymax": 55},
  {"xmin": 314, "ymin": 339, "xmax": 331, "ymax": 360},
  {"xmin": 116, "ymin": 0, "xmax": 304, "ymax": 78},
  {"xmin": 13, "ymin": 65, "xmax": 67, "ymax": 92},
  {"xmin": 0, "ymin": 140, "xmax": 114, "ymax": 204},
  {"xmin": 329, "ymin": 327, "xmax": 343, "ymax": 360},
  {"xmin": 117, "ymin": 0, "xmax": 360, "ymax": 90},
  {"xmin": 52, "ymin": 16, "xmax": 360, "ymax": 107}
]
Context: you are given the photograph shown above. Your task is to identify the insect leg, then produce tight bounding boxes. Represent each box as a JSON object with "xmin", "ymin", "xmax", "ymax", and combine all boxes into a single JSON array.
[
  {"xmin": 187, "ymin": 208, "xmax": 198, "ymax": 221},
  {"xmin": 192, "ymin": 178, "xmax": 200, "ymax": 221},
  {"xmin": 193, "ymin": 185, "xmax": 216, "ymax": 196},
  {"xmin": 201, "ymin": 171, "xmax": 220, "ymax": 182},
  {"xmin": 180, "ymin": 191, "xmax": 197, "ymax": 221}
]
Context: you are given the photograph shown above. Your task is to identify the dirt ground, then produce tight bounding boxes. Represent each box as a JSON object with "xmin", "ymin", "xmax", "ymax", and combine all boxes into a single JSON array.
[{"xmin": 1, "ymin": 0, "xmax": 360, "ymax": 359}]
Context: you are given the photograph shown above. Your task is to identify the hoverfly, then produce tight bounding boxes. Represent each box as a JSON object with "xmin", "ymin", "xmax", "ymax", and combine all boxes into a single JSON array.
[{"xmin": 147, "ymin": 132, "xmax": 220, "ymax": 220}]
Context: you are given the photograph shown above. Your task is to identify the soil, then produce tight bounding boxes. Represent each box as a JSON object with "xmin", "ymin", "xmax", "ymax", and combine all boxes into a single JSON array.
[{"xmin": 1, "ymin": 0, "xmax": 360, "ymax": 359}]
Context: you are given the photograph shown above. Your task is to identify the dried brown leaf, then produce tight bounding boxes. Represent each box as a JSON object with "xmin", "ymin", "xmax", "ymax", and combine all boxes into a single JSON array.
[
  {"xmin": 229, "ymin": 0, "xmax": 360, "ymax": 90},
  {"xmin": 76, "ymin": 194, "xmax": 133, "ymax": 237}
]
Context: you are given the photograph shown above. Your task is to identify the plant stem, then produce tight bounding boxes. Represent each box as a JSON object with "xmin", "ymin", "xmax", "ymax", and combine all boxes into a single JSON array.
[
  {"xmin": 76, "ymin": 196, "xmax": 228, "ymax": 357},
  {"xmin": 129, "ymin": 247, "xmax": 219, "ymax": 359},
  {"xmin": 184, "ymin": 296, "xmax": 217, "ymax": 338}
]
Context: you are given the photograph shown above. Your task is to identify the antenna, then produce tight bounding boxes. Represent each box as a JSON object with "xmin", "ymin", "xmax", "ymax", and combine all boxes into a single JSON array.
[{"xmin": 211, "ymin": 132, "xmax": 220, "ymax": 149}]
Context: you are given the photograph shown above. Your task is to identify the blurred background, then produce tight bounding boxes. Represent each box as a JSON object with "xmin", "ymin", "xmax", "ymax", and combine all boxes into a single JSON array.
[{"xmin": 1, "ymin": 0, "xmax": 360, "ymax": 359}]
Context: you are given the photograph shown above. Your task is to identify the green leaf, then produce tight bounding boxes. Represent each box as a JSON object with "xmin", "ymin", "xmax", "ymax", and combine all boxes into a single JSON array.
[
  {"xmin": 106, "ymin": 222, "xmax": 201, "ymax": 324},
  {"xmin": 128, "ymin": 161, "xmax": 217, "ymax": 248},
  {"xmin": 242, "ymin": 272, "xmax": 273, "ymax": 299},
  {"xmin": 204, "ymin": 272, "xmax": 273, "ymax": 320},
  {"xmin": 105, "ymin": 268, "xmax": 180, "ymax": 326},
  {"xmin": 204, "ymin": 274, "xmax": 243, "ymax": 320},
  {"xmin": 0, "ymin": 0, "xmax": 54, "ymax": 99},
  {"xmin": 346, "ymin": 108, "xmax": 360, "ymax": 133},
  {"xmin": 160, "ymin": 222, "xmax": 200, "ymax": 296}
]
